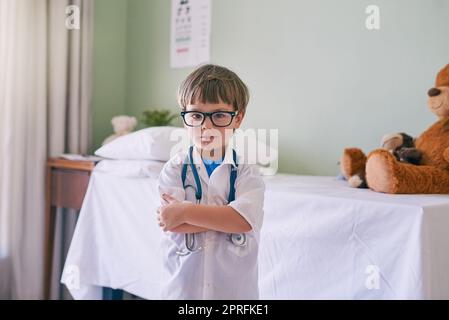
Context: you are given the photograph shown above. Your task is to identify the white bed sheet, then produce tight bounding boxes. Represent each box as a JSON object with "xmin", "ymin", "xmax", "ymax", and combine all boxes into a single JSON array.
[{"xmin": 61, "ymin": 160, "xmax": 449, "ymax": 299}]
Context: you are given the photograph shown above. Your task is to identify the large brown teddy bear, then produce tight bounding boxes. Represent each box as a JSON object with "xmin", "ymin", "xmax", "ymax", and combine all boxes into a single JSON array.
[{"xmin": 340, "ymin": 63, "xmax": 449, "ymax": 194}]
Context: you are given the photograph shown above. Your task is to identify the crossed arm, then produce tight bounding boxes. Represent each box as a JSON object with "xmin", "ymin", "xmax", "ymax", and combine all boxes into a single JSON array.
[{"xmin": 157, "ymin": 194, "xmax": 252, "ymax": 234}]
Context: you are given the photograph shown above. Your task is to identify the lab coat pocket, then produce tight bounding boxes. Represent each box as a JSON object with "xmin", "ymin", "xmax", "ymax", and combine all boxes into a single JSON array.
[{"xmin": 226, "ymin": 233, "xmax": 251, "ymax": 257}]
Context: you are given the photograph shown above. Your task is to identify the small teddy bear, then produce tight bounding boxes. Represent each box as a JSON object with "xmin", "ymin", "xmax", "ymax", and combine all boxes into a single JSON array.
[
  {"xmin": 380, "ymin": 132, "xmax": 422, "ymax": 165},
  {"xmin": 344, "ymin": 132, "xmax": 421, "ymax": 188},
  {"xmin": 102, "ymin": 115, "xmax": 137, "ymax": 146}
]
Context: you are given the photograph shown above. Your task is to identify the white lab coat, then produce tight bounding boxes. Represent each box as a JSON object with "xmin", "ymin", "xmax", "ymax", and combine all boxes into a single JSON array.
[{"xmin": 157, "ymin": 145, "xmax": 265, "ymax": 300}]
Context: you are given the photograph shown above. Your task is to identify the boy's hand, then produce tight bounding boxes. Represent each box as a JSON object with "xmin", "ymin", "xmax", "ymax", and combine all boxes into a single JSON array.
[
  {"xmin": 157, "ymin": 193, "xmax": 210, "ymax": 234},
  {"xmin": 157, "ymin": 194, "xmax": 192, "ymax": 232},
  {"xmin": 157, "ymin": 202, "xmax": 191, "ymax": 232}
]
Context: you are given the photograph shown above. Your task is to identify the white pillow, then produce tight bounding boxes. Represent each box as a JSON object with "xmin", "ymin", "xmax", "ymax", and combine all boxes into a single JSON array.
[
  {"xmin": 94, "ymin": 126, "xmax": 188, "ymax": 161},
  {"xmin": 94, "ymin": 160, "xmax": 165, "ymax": 178}
]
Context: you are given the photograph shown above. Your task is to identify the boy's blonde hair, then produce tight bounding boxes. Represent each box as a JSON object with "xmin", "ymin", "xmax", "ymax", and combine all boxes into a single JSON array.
[{"xmin": 177, "ymin": 64, "xmax": 249, "ymax": 114}]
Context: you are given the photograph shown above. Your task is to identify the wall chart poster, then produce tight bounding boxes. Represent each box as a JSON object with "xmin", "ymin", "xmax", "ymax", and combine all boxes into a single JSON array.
[{"xmin": 170, "ymin": 0, "xmax": 211, "ymax": 68}]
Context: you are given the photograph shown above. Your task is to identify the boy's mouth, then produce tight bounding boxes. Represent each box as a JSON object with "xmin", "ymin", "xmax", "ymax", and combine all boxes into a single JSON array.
[{"xmin": 200, "ymin": 135, "xmax": 215, "ymax": 144}]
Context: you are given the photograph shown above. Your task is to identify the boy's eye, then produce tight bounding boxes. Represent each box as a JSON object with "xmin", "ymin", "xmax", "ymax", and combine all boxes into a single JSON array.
[
  {"xmin": 214, "ymin": 112, "xmax": 227, "ymax": 119},
  {"xmin": 191, "ymin": 113, "xmax": 203, "ymax": 120}
]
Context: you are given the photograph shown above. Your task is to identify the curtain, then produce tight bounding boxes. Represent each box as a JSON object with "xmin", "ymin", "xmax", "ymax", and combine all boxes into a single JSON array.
[{"xmin": 0, "ymin": 0, "xmax": 93, "ymax": 299}]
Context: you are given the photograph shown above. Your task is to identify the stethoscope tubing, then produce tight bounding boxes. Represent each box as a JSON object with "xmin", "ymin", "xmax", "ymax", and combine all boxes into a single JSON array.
[{"xmin": 175, "ymin": 147, "xmax": 246, "ymax": 256}]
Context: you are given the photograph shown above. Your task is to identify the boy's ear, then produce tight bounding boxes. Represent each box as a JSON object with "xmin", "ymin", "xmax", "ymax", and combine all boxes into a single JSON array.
[{"xmin": 235, "ymin": 112, "xmax": 244, "ymax": 126}]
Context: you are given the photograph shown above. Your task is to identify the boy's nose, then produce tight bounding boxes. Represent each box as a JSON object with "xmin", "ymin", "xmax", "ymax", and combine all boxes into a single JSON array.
[
  {"xmin": 201, "ymin": 115, "xmax": 214, "ymax": 129},
  {"xmin": 428, "ymin": 87, "xmax": 441, "ymax": 97}
]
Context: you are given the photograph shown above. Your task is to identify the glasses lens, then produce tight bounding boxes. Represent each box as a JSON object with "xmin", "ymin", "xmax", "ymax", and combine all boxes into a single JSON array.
[
  {"xmin": 184, "ymin": 112, "xmax": 204, "ymax": 126},
  {"xmin": 211, "ymin": 112, "xmax": 233, "ymax": 126}
]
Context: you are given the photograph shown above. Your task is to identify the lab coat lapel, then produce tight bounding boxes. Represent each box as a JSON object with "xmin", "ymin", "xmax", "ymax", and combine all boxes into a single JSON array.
[{"xmin": 191, "ymin": 146, "xmax": 210, "ymax": 185}]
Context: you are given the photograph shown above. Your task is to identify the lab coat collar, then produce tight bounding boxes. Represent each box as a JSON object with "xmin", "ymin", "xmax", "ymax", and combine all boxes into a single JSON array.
[{"xmin": 188, "ymin": 144, "xmax": 237, "ymax": 186}]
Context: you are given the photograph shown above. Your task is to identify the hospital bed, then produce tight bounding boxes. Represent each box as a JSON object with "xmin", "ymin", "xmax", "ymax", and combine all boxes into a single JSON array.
[{"xmin": 61, "ymin": 159, "xmax": 449, "ymax": 299}]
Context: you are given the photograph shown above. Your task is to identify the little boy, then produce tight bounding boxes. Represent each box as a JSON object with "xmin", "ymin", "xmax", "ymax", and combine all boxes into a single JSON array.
[{"xmin": 157, "ymin": 64, "xmax": 265, "ymax": 299}]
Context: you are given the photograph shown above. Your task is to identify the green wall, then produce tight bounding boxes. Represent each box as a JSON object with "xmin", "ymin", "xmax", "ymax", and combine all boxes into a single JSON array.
[
  {"xmin": 93, "ymin": 0, "xmax": 449, "ymax": 175},
  {"xmin": 92, "ymin": 0, "xmax": 128, "ymax": 151}
]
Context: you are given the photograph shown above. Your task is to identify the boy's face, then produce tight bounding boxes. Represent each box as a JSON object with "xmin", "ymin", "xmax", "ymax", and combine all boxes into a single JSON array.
[{"xmin": 184, "ymin": 102, "xmax": 244, "ymax": 155}]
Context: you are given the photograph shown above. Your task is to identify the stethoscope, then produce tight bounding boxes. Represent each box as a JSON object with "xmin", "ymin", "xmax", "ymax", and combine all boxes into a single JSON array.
[{"xmin": 175, "ymin": 146, "xmax": 247, "ymax": 256}]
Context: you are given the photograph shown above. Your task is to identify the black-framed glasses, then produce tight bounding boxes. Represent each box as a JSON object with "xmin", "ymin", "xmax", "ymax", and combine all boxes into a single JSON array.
[{"xmin": 180, "ymin": 111, "xmax": 237, "ymax": 127}]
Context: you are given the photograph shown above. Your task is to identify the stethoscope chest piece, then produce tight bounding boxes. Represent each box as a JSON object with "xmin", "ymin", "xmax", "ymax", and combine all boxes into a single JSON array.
[{"xmin": 230, "ymin": 233, "xmax": 247, "ymax": 247}]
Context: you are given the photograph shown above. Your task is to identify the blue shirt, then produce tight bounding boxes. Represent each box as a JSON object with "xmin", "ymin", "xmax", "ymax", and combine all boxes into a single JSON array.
[{"xmin": 202, "ymin": 157, "xmax": 223, "ymax": 177}]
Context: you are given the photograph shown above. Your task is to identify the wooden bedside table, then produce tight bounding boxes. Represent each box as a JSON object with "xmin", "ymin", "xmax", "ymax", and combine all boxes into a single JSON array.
[{"xmin": 44, "ymin": 157, "xmax": 98, "ymax": 299}]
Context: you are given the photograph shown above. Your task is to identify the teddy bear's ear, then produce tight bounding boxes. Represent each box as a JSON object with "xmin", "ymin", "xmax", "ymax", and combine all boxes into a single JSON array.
[
  {"xmin": 111, "ymin": 116, "xmax": 119, "ymax": 127},
  {"xmin": 436, "ymin": 63, "xmax": 449, "ymax": 87}
]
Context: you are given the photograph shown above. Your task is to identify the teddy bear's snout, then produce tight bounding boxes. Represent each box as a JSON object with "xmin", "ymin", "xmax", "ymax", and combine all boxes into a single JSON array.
[{"xmin": 428, "ymin": 87, "xmax": 441, "ymax": 97}]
